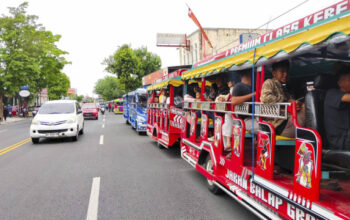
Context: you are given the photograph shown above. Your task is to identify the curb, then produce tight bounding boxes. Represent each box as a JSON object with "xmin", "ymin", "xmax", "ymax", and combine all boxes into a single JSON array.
[{"xmin": 0, "ymin": 117, "xmax": 31, "ymax": 125}]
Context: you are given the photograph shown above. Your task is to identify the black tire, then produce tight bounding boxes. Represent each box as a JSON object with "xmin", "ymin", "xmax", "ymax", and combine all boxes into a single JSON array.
[
  {"xmin": 157, "ymin": 141, "xmax": 164, "ymax": 149},
  {"xmin": 205, "ymin": 155, "xmax": 221, "ymax": 194},
  {"xmin": 31, "ymin": 138, "xmax": 39, "ymax": 144},
  {"xmin": 126, "ymin": 120, "xmax": 129, "ymax": 124},
  {"xmin": 79, "ymin": 123, "xmax": 84, "ymax": 135},
  {"xmin": 72, "ymin": 126, "xmax": 79, "ymax": 141}
]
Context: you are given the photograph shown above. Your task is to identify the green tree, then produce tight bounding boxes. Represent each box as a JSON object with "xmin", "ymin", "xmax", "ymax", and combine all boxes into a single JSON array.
[
  {"xmin": 47, "ymin": 73, "xmax": 70, "ymax": 100},
  {"xmin": 68, "ymin": 94, "xmax": 84, "ymax": 102},
  {"xmin": 94, "ymin": 76, "xmax": 125, "ymax": 101},
  {"xmin": 103, "ymin": 45, "xmax": 161, "ymax": 92},
  {"xmin": 134, "ymin": 46, "xmax": 162, "ymax": 78},
  {"xmin": 0, "ymin": 2, "xmax": 69, "ymax": 119}
]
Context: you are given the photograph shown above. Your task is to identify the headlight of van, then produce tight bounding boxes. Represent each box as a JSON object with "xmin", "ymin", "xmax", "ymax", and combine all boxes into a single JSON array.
[
  {"xmin": 31, "ymin": 118, "xmax": 39, "ymax": 125},
  {"xmin": 67, "ymin": 118, "xmax": 76, "ymax": 124}
]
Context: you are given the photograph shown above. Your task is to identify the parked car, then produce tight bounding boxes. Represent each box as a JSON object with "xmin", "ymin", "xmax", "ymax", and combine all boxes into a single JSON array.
[
  {"xmin": 82, "ymin": 103, "xmax": 99, "ymax": 120},
  {"xmin": 30, "ymin": 100, "xmax": 84, "ymax": 143}
]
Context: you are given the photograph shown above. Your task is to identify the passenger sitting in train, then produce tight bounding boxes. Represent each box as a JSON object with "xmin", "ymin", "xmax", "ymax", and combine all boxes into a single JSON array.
[
  {"xmin": 223, "ymin": 70, "xmax": 258, "ymax": 150},
  {"xmin": 232, "ymin": 70, "xmax": 258, "ymax": 133},
  {"xmin": 213, "ymin": 76, "xmax": 230, "ymax": 100},
  {"xmin": 260, "ymin": 60, "xmax": 305, "ymax": 138},
  {"xmin": 184, "ymin": 84, "xmax": 197, "ymax": 102},
  {"xmin": 195, "ymin": 91, "xmax": 201, "ymax": 101},
  {"xmin": 164, "ymin": 90, "xmax": 170, "ymax": 105},
  {"xmin": 205, "ymin": 84, "xmax": 217, "ymax": 101},
  {"xmin": 227, "ymin": 77, "xmax": 236, "ymax": 95},
  {"xmin": 154, "ymin": 96, "xmax": 159, "ymax": 103},
  {"xmin": 159, "ymin": 89, "xmax": 167, "ymax": 103},
  {"xmin": 207, "ymin": 76, "xmax": 230, "ymax": 141},
  {"xmin": 324, "ymin": 62, "xmax": 350, "ymax": 151},
  {"xmin": 184, "ymin": 83, "xmax": 199, "ymax": 101},
  {"xmin": 148, "ymin": 95, "xmax": 153, "ymax": 103}
]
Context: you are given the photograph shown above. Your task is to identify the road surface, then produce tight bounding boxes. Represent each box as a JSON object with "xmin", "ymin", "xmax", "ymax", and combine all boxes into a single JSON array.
[{"xmin": 0, "ymin": 113, "xmax": 256, "ymax": 220}]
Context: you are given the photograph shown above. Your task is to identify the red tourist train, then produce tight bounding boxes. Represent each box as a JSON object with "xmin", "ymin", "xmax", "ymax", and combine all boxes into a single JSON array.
[
  {"xmin": 144, "ymin": 1, "xmax": 350, "ymax": 219},
  {"xmin": 146, "ymin": 68, "xmax": 188, "ymax": 148}
]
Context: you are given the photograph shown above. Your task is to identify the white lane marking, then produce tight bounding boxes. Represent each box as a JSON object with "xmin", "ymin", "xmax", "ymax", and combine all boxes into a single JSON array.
[
  {"xmin": 103, "ymin": 118, "xmax": 105, "ymax": 122},
  {"xmin": 86, "ymin": 177, "xmax": 100, "ymax": 220},
  {"xmin": 99, "ymin": 135, "xmax": 104, "ymax": 145},
  {"xmin": 0, "ymin": 130, "xmax": 7, "ymax": 133},
  {"xmin": 102, "ymin": 124, "xmax": 105, "ymax": 128}
]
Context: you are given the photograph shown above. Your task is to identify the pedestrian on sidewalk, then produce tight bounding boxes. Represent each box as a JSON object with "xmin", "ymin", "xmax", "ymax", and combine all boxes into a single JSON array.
[
  {"xmin": 3, "ymin": 105, "xmax": 9, "ymax": 121},
  {"xmin": 23, "ymin": 106, "xmax": 27, "ymax": 118}
]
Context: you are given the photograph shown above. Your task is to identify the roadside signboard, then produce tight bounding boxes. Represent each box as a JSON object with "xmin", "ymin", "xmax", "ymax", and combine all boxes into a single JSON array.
[
  {"xmin": 156, "ymin": 33, "xmax": 188, "ymax": 47},
  {"xmin": 19, "ymin": 90, "xmax": 30, "ymax": 97},
  {"xmin": 20, "ymin": 85, "xmax": 30, "ymax": 90}
]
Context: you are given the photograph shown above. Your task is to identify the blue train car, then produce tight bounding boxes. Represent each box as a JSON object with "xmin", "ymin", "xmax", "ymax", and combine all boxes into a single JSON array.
[
  {"xmin": 129, "ymin": 88, "xmax": 147, "ymax": 134},
  {"xmin": 123, "ymin": 92, "xmax": 133, "ymax": 124}
]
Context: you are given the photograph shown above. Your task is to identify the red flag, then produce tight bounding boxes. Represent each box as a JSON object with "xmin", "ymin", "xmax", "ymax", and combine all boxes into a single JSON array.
[{"xmin": 188, "ymin": 7, "xmax": 213, "ymax": 49}]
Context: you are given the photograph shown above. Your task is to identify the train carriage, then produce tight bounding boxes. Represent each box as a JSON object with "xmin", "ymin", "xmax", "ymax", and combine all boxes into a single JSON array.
[
  {"xmin": 177, "ymin": 1, "xmax": 350, "ymax": 219},
  {"xmin": 146, "ymin": 69, "xmax": 188, "ymax": 148},
  {"xmin": 123, "ymin": 92, "xmax": 134, "ymax": 124},
  {"xmin": 129, "ymin": 88, "xmax": 147, "ymax": 134},
  {"xmin": 114, "ymin": 98, "xmax": 123, "ymax": 114}
]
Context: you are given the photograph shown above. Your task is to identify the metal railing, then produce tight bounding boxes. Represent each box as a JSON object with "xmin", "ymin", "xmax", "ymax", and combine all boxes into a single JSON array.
[
  {"xmin": 183, "ymin": 101, "xmax": 290, "ymax": 119},
  {"xmin": 147, "ymin": 103, "xmax": 169, "ymax": 109},
  {"xmin": 148, "ymin": 100, "xmax": 290, "ymax": 119}
]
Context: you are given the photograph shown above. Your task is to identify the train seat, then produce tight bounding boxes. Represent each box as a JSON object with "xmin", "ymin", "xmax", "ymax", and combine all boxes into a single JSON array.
[{"xmin": 304, "ymin": 74, "xmax": 350, "ymax": 172}]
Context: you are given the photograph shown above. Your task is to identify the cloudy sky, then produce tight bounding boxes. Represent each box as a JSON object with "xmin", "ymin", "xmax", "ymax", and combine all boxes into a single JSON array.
[{"xmin": 0, "ymin": 0, "xmax": 337, "ymax": 96}]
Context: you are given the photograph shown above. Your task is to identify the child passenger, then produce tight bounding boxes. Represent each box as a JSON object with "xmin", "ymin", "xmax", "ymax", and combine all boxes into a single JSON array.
[
  {"xmin": 195, "ymin": 91, "xmax": 201, "ymax": 101},
  {"xmin": 260, "ymin": 60, "xmax": 305, "ymax": 138}
]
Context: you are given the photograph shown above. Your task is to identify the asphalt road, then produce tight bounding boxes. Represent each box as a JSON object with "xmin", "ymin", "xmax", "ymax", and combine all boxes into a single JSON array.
[{"xmin": 0, "ymin": 112, "xmax": 256, "ymax": 220}]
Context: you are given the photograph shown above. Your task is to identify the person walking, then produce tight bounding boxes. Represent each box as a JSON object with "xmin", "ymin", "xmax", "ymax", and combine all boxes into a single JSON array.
[
  {"xmin": 3, "ymin": 105, "xmax": 9, "ymax": 121},
  {"xmin": 22, "ymin": 105, "xmax": 27, "ymax": 118},
  {"xmin": 108, "ymin": 102, "xmax": 111, "ymax": 112}
]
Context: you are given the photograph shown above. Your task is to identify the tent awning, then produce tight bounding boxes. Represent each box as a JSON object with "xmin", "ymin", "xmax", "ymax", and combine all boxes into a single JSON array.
[{"xmin": 147, "ymin": 79, "xmax": 184, "ymax": 91}]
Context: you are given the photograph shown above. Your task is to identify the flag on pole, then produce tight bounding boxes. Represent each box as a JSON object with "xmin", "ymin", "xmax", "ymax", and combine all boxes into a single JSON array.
[{"xmin": 188, "ymin": 7, "xmax": 213, "ymax": 49}]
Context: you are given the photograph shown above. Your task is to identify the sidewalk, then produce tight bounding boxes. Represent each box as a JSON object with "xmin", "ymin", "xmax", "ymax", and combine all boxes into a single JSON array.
[{"xmin": 0, "ymin": 117, "xmax": 31, "ymax": 125}]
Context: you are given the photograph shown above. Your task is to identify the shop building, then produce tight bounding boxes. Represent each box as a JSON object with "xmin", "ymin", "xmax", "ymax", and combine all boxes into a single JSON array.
[{"xmin": 179, "ymin": 28, "xmax": 271, "ymax": 65}]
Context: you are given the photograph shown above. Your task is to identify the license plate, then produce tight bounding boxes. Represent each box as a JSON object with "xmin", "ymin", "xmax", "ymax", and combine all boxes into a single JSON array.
[{"xmin": 47, "ymin": 133, "xmax": 59, "ymax": 137}]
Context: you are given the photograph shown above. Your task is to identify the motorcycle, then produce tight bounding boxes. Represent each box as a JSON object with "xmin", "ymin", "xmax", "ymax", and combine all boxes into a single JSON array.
[{"xmin": 101, "ymin": 107, "xmax": 105, "ymax": 115}]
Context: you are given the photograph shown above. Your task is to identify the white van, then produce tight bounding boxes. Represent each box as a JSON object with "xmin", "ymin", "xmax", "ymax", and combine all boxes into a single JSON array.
[{"xmin": 30, "ymin": 100, "xmax": 84, "ymax": 143}]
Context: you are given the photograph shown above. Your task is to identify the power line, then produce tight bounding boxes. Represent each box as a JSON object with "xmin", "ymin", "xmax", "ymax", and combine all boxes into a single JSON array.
[
  {"xmin": 254, "ymin": 0, "xmax": 309, "ymax": 30},
  {"xmin": 215, "ymin": 0, "xmax": 310, "ymax": 52}
]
